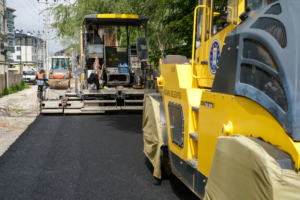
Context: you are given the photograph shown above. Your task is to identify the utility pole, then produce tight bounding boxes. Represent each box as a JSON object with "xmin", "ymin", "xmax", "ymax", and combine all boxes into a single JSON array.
[
  {"xmin": 37, "ymin": 0, "xmax": 56, "ymax": 78},
  {"xmin": 33, "ymin": 31, "xmax": 39, "ymax": 74},
  {"xmin": 72, "ymin": 48, "xmax": 76, "ymax": 72}
]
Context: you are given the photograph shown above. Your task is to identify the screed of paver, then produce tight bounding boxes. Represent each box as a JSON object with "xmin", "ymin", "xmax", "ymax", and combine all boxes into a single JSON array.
[{"xmin": 0, "ymin": 85, "xmax": 39, "ymax": 156}]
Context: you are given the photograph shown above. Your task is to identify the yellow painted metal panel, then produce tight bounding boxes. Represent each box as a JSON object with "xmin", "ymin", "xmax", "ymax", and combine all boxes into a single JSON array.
[
  {"xmin": 97, "ymin": 14, "xmax": 139, "ymax": 19},
  {"xmin": 176, "ymin": 64, "xmax": 193, "ymax": 89},
  {"xmin": 157, "ymin": 0, "xmax": 300, "ymax": 188},
  {"xmin": 195, "ymin": 23, "xmax": 235, "ymax": 88},
  {"xmin": 198, "ymin": 91, "xmax": 300, "ymax": 177},
  {"xmin": 159, "ymin": 62, "xmax": 202, "ymax": 161}
]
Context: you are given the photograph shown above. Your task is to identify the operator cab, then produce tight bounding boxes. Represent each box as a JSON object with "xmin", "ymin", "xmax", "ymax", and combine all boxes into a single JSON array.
[
  {"xmin": 83, "ymin": 14, "xmax": 149, "ymax": 88},
  {"xmin": 49, "ymin": 56, "xmax": 70, "ymax": 79}
]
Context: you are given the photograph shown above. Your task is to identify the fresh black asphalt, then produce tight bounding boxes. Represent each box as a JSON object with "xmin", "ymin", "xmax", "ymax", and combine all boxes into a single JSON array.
[{"xmin": 0, "ymin": 114, "xmax": 199, "ymax": 200}]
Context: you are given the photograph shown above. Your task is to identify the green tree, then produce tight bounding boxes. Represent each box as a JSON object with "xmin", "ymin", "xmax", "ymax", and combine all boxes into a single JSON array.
[{"xmin": 49, "ymin": 0, "xmax": 224, "ymax": 67}]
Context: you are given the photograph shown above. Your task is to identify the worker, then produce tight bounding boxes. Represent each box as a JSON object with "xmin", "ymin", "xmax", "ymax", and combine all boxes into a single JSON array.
[{"xmin": 36, "ymin": 68, "xmax": 50, "ymax": 90}]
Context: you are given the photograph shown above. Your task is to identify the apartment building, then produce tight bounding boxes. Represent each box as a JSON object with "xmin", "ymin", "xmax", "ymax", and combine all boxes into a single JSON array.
[
  {"xmin": 12, "ymin": 30, "xmax": 45, "ymax": 70},
  {"xmin": 5, "ymin": 7, "xmax": 16, "ymax": 65},
  {"xmin": 0, "ymin": 0, "xmax": 7, "ymax": 74}
]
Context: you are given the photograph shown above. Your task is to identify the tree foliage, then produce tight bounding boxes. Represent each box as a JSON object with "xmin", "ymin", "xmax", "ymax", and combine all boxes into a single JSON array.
[{"xmin": 49, "ymin": 0, "xmax": 227, "ymax": 66}]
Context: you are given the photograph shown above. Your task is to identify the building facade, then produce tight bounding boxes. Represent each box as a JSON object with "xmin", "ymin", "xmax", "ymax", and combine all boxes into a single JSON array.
[
  {"xmin": 54, "ymin": 49, "xmax": 66, "ymax": 56},
  {"xmin": 5, "ymin": 7, "xmax": 16, "ymax": 65},
  {"xmin": 12, "ymin": 30, "xmax": 45, "ymax": 70},
  {"xmin": 0, "ymin": 0, "xmax": 7, "ymax": 73}
]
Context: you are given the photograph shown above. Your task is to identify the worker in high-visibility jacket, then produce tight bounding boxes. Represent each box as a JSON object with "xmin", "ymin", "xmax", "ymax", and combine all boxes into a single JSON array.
[{"xmin": 36, "ymin": 68, "xmax": 50, "ymax": 89}]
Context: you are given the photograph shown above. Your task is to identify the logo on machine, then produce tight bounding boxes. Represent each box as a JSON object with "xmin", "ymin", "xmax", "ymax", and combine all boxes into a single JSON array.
[{"xmin": 209, "ymin": 38, "xmax": 221, "ymax": 76}]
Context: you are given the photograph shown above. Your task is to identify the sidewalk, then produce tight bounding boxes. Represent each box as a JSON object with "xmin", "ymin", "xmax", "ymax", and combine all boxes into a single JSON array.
[{"xmin": 0, "ymin": 85, "xmax": 38, "ymax": 156}]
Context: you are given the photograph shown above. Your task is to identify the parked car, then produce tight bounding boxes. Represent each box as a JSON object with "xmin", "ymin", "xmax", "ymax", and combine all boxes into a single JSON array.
[{"xmin": 23, "ymin": 71, "xmax": 37, "ymax": 85}]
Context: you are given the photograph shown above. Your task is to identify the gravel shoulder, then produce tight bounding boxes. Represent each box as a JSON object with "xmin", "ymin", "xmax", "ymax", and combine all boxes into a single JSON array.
[{"xmin": 0, "ymin": 85, "xmax": 38, "ymax": 156}]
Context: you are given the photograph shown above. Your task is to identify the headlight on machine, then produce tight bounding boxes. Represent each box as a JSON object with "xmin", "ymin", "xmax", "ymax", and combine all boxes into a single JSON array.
[
  {"xmin": 32, "ymin": 77, "xmax": 36, "ymax": 80},
  {"xmin": 63, "ymin": 75, "xmax": 69, "ymax": 79}
]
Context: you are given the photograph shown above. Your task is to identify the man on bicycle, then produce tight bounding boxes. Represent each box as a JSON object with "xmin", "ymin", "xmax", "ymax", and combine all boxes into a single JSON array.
[{"xmin": 36, "ymin": 68, "xmax": 50, "ymax": 90}]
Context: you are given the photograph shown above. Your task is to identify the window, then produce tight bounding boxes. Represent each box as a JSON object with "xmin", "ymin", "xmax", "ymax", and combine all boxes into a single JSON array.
[
  {"xmin": 196, "ymin": 2, "xmax": 203, "ymax": 43},
  {"xmin": 16, "ymin": 47, "xmax": 21, "ymax": 51},
  {"xmin": 8, "ymin": 39, "xmax": 14, "ymax": 47},
  {"xmin": 17, "ymin": 56, "xmax": 21, "ymax": 60},
  {"xmin": 211, "ymin": 0, "xmax": 239, "ymax": 36},
  {"xmin": 8, "ymin": 25, "xmax": 14, "ymax": 34},
  {"xmin": 0, "ymin": 14, "xmax": 4, "ymax": 30},
  {"xmin": 23, "ymin": 71, "xmax": 35, "ymax": 75},
  {"xmin": 246, "ymin": 0, "xmax": 279, "ymax": 12},
  {"xmin": 52, "ymin": 58, "xmax": 69, "ymax": 70}
]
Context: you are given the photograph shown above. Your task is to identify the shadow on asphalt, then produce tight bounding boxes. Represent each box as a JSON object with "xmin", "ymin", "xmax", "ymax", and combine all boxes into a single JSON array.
[
  {"xmin": 101, "ymin": 113, "xmax": 199, "ymax": 199},
  {"xmin": 144, "ymin": 156, "xmax": 199, "ymax": 200}
]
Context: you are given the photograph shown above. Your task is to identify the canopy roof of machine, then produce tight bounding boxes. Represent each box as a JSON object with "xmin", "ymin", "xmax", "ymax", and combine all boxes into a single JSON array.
[{"xmin": 83, "ymin": 14, "xmax": 149, "ymax": 26}]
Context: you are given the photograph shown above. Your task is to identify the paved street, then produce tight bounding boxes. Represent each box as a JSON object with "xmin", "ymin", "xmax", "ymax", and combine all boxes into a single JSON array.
[{"xmin": 0, "ymin": 114, "xmax": 198, "ymax": 200}]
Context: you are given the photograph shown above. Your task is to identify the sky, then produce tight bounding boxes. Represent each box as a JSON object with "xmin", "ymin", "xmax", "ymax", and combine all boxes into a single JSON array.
[{"xmin": 7, "ymin": 0, "xmax": 66, "ymax": 55}]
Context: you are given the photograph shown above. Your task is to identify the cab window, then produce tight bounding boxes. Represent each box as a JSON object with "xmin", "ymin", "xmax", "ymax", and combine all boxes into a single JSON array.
[
  {"xmin": 211, "ymin": 0, "xmax": 238, "ymax": 36},
  {"xmin": 246, "ymin": 0, "xmax": 278, "ymax": 12},
  {"xmin": 196, "ymin": 0, "xmax": 204, "ymax": 44}
]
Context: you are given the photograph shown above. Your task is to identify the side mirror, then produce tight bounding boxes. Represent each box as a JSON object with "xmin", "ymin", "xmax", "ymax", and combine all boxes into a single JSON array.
[{"xmin": 136, "ymin": 37, "xmax": 149, "ymax": 61}]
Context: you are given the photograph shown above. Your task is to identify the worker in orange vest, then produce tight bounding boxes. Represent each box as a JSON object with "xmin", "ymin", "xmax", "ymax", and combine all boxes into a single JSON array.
[{"xmin": 36, "ymin": 68, "xmax": 50, "ymax": 89}]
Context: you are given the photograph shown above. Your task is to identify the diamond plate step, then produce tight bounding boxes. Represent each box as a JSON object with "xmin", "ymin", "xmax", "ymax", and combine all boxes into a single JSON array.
[
  {"xmin": 187, "ymin": 158, "xmax": 198, "ymax": 169},
  {"xmin": 189, "ymin": 132, "xmax": 198, "ymax": 141}
]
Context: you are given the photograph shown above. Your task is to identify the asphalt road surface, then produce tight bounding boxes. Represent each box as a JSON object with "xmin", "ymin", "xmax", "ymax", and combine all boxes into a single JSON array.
[{"xmin": 0, "ymin": 114, "xmax": 199, "ymax": 200}]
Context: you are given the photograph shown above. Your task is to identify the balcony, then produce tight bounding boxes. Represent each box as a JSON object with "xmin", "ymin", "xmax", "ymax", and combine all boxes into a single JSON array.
[
  {"xmin": 5, "ymin": 55, "xmax": 14, "ymax": 63},
  {"xmin": 7, "ymin": 18, "xmax": 14, "ymax": 24},
  {"xmin": 4, "ymin": 43, "xmax": 15, "ymax": 52},
  {"xmin": 7, "ymin": 30, "xmax": 15, "ymax": 38},
  {"xmin": 7, "ymin": 33, "xmax": 14, "ymax": 38},
  {"xmin": 0, "ymin": 33, "xmax": 7, "ymax": 42}
]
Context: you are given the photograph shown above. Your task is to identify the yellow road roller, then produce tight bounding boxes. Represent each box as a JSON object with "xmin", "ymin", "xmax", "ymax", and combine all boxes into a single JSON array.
[
  {"xmin": 143, "ymin": 0, "xmax": 300, "ymax": 199},
  {"xmin": 49, "ymin": 55, "xmax": 71, "ymax": 89}
]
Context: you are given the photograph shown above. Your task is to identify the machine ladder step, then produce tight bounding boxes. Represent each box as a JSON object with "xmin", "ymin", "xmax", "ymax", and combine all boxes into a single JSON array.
[
  {"xmin": 121, "ymin": 106, "xmax": 143, "ymax": 110},
  {"xmin": 192, "ymin": 106, "xmax": 199, "ymax": 112},
  {"xmin": 187, "ymin": 158, "xmax": 198, "ymax": 169},
  {"xmin": 189, "ymin": 132, "xmax": 198, "ymax": 141},
  {"xmin": 67, "ymin": 97, "xmax": 82, "ymax": 100},
  {"xmin": 81, "ymin": 106, "xmax": 121, "ymax": 111},
  {"xmin": 124, "ymin": 100, "xmax": 144, "ymax": 103},
  {"xmin": 84, "ymin": 100, "xmax": 116, "ymax": 103}
]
